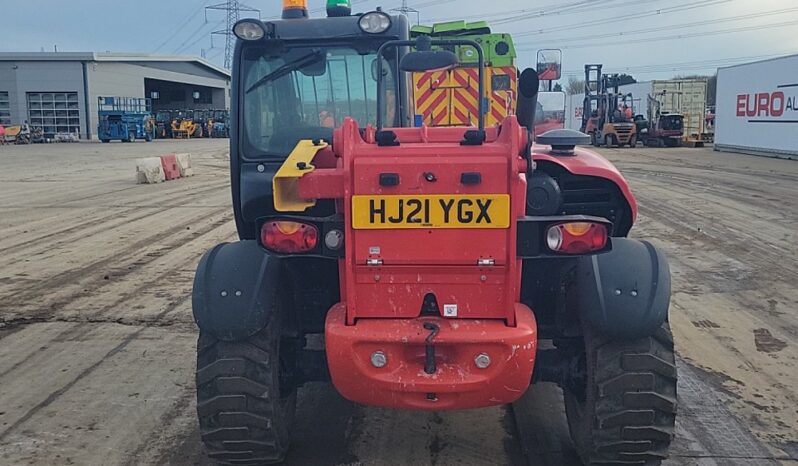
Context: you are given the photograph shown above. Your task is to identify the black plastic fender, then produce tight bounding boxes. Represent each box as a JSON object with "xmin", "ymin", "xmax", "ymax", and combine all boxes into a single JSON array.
[
  {"xmin": 575, "ymin": 238, "xmax": 670, "ymax": 340},
  {"xmin": 192, "ymin": 241, "xmax": 280, "ymax": 341}
]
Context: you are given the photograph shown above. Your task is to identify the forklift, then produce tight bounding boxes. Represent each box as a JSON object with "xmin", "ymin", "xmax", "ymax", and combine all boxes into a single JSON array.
[{"xmin": 581, "ymin": 64, "xmax": 636, "ymax": 148}]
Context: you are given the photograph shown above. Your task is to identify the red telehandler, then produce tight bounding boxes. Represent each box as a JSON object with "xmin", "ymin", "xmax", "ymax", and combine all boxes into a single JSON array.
[{"xmin": 191, "ymin": 2, "xmax": 677, "ymax": 464}]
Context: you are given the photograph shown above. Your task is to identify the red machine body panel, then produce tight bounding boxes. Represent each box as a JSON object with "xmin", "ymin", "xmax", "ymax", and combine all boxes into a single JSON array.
[
  {"xmin": 532, "ymin": 146, "xmax": 638, "ymax": 222},
  {"xmin": 352, "ymin": 265, "xmax": 508, "ymax": 319},
  {"xmin": 289, "ymin": 117, "xmax": 632, "ymax": 410},
  {"xmin": 325, "ymin": 302, "xmax": 537, "ymax": 410},
  {"xmin": 289, "ymin": 117, "xmax": 540, "ymax": 409},
  {"xmin": 324, "ymin": 118, "xmax": 527, "ymax": 325},
  {"xmin": 351, "ymin": 156, "xmax": 509, "ymax": 266}
]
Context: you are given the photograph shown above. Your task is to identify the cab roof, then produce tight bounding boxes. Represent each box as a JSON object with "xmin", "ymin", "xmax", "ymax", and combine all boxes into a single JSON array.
[{"xmin": 260, "ymin": 14, "xmax": 409, "ymax": 42}]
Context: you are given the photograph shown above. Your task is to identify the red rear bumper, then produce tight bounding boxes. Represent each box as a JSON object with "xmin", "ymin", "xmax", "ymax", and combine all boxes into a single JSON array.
[{"xmin": 325, "ymin": 303, "xmax": 537, "ymax": 410}]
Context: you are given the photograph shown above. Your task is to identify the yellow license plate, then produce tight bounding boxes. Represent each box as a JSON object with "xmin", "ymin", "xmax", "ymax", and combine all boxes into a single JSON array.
[{"xmin": 352, "ymin": 194, "xmax": 510, "ymax": 229}]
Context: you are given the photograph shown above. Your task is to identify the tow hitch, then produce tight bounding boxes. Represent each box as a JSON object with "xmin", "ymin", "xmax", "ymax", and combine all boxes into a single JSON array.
[{"xmin": 423, "ymin": 322, "xmax": 440, "ymax": 374}]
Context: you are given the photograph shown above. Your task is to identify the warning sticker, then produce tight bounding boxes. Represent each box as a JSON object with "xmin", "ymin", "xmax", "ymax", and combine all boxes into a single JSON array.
[{"xmin": 443, "ymin": 304, "xmax": 458, "ymax": 317}]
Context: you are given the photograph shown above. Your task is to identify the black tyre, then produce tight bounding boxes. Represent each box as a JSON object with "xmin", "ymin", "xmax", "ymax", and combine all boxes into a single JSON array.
[
  {"xmin": 128, "ymin": 131, "xmax": 136, "ymax": 143},
  {"xmin": 605, "ymin": 135, "xmax": 613, "ymax": 148},
  {"xmin": 564, "ymin": 322, "xmax": 677, "ymax": 465},
  {"xmin": 590, "ymin": 132, "xmax": 598, "ymax": 147},
  {"xmin": 101, "ymin": 139, "xmax": 110, "ymax": 143},
  {"xmin": 196, "ymin": 310, "xmax": 297, "ymax": 465},
  {"xmin": 628, "ymin": 134, "xmax": 637, "ymax": 147}
]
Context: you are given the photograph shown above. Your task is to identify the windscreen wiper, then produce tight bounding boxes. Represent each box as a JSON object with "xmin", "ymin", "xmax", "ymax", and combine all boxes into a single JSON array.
[{"xmin": 246, "ymin": 51, "xmax": 324, "ymax": 94}]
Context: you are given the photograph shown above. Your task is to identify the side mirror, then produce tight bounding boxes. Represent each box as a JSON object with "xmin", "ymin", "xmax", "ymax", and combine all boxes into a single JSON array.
[
  {"xmin": 537, "ymin": 91, "xmax": 566, "ymax": 126},
  {"xmin": 516, "ymin": 68, "xmax": 540, "ymax": 130},
  {"xmin": 399, "ymin": 50, "xmax": 459, "ymax": 73},
  {"xmin": 536, "ymin": 49, "xmax": 562, "ymax": 81}
]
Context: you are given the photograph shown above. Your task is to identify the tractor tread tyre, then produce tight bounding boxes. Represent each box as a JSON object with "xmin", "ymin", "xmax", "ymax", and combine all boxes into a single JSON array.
[
  {"xmin": 565, "ymin": 322, "xmax": 677, "ymax": 466},
  {"xmin": 196, "ymin": 311, "xmax": 295, "ymax": 465}
]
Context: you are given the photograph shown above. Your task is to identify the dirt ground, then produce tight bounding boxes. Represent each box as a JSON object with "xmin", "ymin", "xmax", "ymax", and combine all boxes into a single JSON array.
[{"xmin": 0, "ymin": 140, "xmax": 795, "ymax": 466}]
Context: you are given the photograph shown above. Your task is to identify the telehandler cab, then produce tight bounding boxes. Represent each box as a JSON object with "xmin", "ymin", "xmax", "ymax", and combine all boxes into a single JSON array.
[{"xmin": 192, "ymin": 2, "xmax": 676, "ymax": 464}]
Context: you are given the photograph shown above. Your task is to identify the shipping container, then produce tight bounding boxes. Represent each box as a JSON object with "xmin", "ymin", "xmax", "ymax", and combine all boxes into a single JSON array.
[
  {"xmin": 653, "ymin": 79, "xmax": 708, "ymax": 140},
  {"xmin": 715, "ymin": 54, "xmax": 798, "ymax": 159}
]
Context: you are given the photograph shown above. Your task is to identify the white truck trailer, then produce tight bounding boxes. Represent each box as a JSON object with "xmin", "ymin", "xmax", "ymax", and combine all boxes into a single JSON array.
[{"xmin": 715, "ymin": 54, "xmax": 798, "ymax": 159}]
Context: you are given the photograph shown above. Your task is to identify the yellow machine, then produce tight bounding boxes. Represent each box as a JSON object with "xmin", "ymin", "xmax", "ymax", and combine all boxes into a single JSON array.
[
  {"xmin": 171, "ymin": 119, "xmax": 186, "ymax": 139},
  {"xmin": 182, "ymin": 120, "xmax": 198, "ymax": 138},
  {"xmin": 171, "ymin": 119, "xmax": 198, "ymax": 139},
  {"xmin": 410, "ymin": 21, "xmax": 517, "ymax": 127},
  {"xmin": 2, "ymin": 125, "xmax": 32, "ymax": 144}
]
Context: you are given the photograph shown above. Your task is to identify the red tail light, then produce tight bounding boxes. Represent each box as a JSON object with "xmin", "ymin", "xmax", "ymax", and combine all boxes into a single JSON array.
[
  {"xmin": 546, "ymin": 222, "xmax": 607, "ymax": 254},
  {"xmin": 261, "ymin": 220, "xmax": 319, "ymax": 253}
]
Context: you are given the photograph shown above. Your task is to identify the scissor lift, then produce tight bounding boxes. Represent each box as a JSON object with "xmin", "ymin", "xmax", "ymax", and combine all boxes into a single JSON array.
[{"xmin": 97, "ymin": 97, "xmax": 153, "ymax": 143}]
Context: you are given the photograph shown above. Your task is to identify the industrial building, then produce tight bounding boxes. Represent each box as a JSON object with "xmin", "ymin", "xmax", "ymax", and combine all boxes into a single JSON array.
[
  {"xmin": 715, "ymin": 54, "xmax": 798, "ymax": 159},
  {"xmin": 0, "ymin": 52, "xmax": 231, "ymax": 140}
]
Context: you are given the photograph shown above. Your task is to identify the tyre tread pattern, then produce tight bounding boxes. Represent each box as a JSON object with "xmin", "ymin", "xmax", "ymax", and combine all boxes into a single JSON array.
[
  {"xmin": 196, "ymin": 330, "xmax": 289, "ymax": 465},
  {"xmin": 569, "ymin": 323, "xmax": 677, "ymax": 466}
]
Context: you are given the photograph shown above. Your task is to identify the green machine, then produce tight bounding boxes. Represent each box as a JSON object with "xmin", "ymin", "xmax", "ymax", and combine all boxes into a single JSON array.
[{"xmin": 409, "ymin": 20, "xmax": 518, "ymax": 126}]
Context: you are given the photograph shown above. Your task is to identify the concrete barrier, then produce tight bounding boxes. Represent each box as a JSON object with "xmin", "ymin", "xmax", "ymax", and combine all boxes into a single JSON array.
[
  {"xmin": 175, "ymin": 153, "xmax": 194, "ymax": 177},
  {"xmin": 135, "ymin": 157, "xmax": 165, "ymax": 184},
  {"xmin": 160, "ymin": 154, "xmax": 181, "ymax": 181}
]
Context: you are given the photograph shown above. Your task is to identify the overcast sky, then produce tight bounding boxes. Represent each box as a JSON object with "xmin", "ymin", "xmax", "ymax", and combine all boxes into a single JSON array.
[{"xmin": 3, "ymin": 0, "xmax": 797, "ymax": 81}]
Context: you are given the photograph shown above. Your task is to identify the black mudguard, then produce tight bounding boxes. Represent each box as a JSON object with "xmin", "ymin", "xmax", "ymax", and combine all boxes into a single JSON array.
[
  {"xmin": 192, "ymin": 241, "xmax": 280, "ymax": 341},
  {"xmin": 575, "ymin": 238, "xmax": 670, "ymax": 340}
]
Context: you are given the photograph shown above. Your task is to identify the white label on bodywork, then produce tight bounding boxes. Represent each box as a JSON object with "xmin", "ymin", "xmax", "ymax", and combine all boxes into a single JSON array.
[
  {"xmin": 443, "ymin": 304, "xmax": 458, "ymax": 317},
  {"xmin": 369, "ymin": 246, "xmax": 381, "ymax": 255}
]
